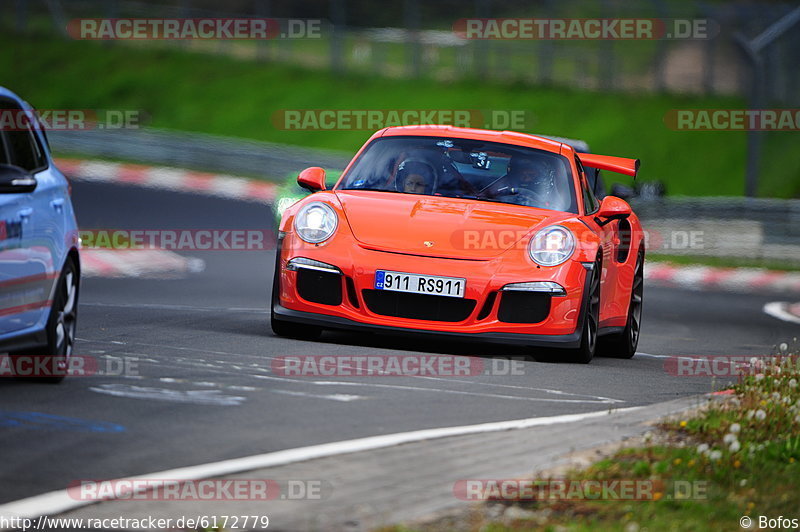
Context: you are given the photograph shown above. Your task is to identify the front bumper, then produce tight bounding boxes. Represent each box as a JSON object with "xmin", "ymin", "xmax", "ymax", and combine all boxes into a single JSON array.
[
  {"xmin": 274, "ymin": 232, "xmax": 592, "ymax": 348},
  {"xmin": 272, "ymin": 302, "xmax": 584, "ymax": 348}
]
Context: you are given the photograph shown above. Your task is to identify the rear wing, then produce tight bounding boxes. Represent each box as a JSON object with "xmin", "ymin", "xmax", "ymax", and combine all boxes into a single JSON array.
[{"xmin": 578, "ymin": 153, "xmax": 640, "ymax": 179}]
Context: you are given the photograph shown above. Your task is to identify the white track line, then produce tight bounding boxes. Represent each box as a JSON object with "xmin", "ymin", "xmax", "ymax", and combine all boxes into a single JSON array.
[
  {"xmin": 88, "ymin": 384, "xmax": 247, "ymax": 406},
  {"xmin": 270, "ymin": 389, "xmax": 364, "ymax": 402},
  {"xmin": 139, "ymin": 356, "xmax": 622, "ymax": 405},
  {"xmin": 634, "ymin": 352, "xmax": 670, "ymax": 359},
  {"xmin": 76, "ymin": 338, "xmax": 623, "ymax": 403},
  {"xmin": 79, "ymin": 302, "xmax": 267, "ymax": 313},
  {"xmin": 0, "ymin": 407, "xmax": 640, "ymax": 521},
  {"xmin": 763, "ymin": 302, "xmax": 800, "ymax": 325}
]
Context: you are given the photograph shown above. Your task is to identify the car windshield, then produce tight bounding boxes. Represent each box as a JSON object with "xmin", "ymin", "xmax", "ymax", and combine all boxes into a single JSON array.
[{"xmin": 337, "ymin": 136, "xmax": 577, "ymax": 213}]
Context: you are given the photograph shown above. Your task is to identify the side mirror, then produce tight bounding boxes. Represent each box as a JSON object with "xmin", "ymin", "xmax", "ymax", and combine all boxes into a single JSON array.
[
  {"xmin": 0, "ymin": 164, "xmax": 37, "ymax": 194},
  {"xmin": 596, "ymin": 195, "xmax": 631, "ymax": 223},
  {"xmin": 297, "ymin": 167, "xmax": 326, "ymax": 192}
]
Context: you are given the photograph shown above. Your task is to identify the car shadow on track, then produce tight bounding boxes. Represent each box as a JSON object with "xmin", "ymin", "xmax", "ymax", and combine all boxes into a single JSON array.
[
  {"xmin": 284, "ymin": 328, "xmax": 628, "ymax": 365},
  {"xmin": 175, "ymin": 310, "xmax": 630, "ymax": 365}
]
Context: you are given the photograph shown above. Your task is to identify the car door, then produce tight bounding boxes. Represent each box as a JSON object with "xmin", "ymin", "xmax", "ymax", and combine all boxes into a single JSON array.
[
  {"xmin": 575, "ymin": 155, "xmax": 624, "ymax": 323},
  {"xmin": 0, "ymin": 98, "xmax": 53, "ymax": 336}
]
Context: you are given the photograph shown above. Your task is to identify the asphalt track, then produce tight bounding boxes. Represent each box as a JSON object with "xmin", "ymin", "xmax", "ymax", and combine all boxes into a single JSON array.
[{"xmin": 0, "ymin": 180, "xmax": 796, "ymax": 506}]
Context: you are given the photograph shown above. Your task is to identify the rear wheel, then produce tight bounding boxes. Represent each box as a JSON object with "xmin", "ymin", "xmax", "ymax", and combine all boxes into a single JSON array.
[
  {"xmin": 567, "ymin": 257, "xmax": 601, "ymax": 364},
  {"xmin": 597, "ymin": 250, "xmax": 644, "ymax": 359},
  {"xmin": 11, "ymin": 258, "xmax": 79, "ymax": 383}
]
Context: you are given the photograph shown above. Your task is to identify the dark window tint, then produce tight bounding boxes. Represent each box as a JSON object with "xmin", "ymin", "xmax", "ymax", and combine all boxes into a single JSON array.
[
  {"xmin": 339, "ymin": 136, "xmax": 579, "ymax": 214},
  {"xmin": 0, "ymin": 99, "xmax": 47, "ymax": 172},
  {"xmin": 0, "ymin": 122, "xmax": 8, "ymax": 165}
]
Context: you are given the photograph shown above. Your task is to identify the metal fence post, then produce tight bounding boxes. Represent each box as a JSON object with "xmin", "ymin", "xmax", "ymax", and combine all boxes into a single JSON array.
[
  {"xmin": 538, "ymin": 0, "xmax": 554, "ymax": 84},
  {"xmin": 15, "ymin": 0, "xmax": 27, "ymax": 33},
  {"xmin": 255, "ymin": 0, "xmax": 270, "ymax": 62},
  {"xmin": 652, "ymin": 0, "xmax": 669, "ymax": 92},
  {"xmin": 178, "ymin": 0, "xmax": 191, "ymax": 49},
  {"xmin": 102, "ymin": 0, "xmax": 119, "ymax": 47},
  {"xmin": 330, "ymin": 0, "xmax": 345, "ymax": 72},
  {"xmin": 598, "ymin": 0, "xmax": 616, "ymax": 90},
  {"xmin": 43, "ymin": 0, "xmax": 68, "ymax": 37},
  {"xmin": 735, "ymin": 6, "xmax": 800, "ymax": 197},
  {"xmin": 404, "ymin": 0, "xmax": 421, "ymax": 78},
  {"xmin": 700, "ymin": 2, "xmax": 715, "ymax": 95},
  {"xmin": 472, "ymin": 0, "xmax": 490, "ymax": 78}
]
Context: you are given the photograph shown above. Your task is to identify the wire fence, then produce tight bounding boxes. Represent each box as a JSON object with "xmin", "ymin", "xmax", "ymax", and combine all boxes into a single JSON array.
[{"xmin": 5, "ymin": 0, "xmax": 800, "ymax": 105}]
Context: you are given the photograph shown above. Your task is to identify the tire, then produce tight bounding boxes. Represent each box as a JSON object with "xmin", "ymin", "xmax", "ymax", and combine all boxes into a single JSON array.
[
  {"xmin": 11, "ymin": 258, "xmax": 79, "ymax": 383},
  {"xmin": 270, "ymin": 250, "xmax": 322, "ymax": 341},
  {"xmin": 567, "ymin": 256, "xmax": 601, "ymax": 364},
  {"xmin": 597, "ymin": 250, "xmax": 644, "ymax": 359}
]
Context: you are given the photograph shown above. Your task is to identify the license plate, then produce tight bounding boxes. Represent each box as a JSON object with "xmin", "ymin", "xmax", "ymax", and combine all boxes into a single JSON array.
[{"xmin": 374, "ymin": 270, "xmax": 466, "ymax": 298}]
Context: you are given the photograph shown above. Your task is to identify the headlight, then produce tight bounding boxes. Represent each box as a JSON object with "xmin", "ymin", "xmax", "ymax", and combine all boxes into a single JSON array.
[
  {"xmin": 528, "ymin": 225, "xmax": 575, "ymax": 266},
  {"xmin": 294, "ymin": 201, "xmax": 338, "ymax": 243}
]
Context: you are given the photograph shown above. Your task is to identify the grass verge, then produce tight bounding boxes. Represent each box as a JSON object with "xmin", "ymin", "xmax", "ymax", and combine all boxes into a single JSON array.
[{"xmin": 383, "ymin": 346, "xmax": 800, "ymax": 531}]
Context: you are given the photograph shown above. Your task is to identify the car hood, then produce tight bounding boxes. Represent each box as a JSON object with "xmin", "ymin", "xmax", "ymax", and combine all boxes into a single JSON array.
[{"xmin": 334, "ymin": 191, "xmax": 572, "ymax": 260}]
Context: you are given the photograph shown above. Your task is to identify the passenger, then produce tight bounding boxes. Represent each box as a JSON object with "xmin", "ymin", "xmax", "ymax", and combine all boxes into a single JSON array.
[{"xmin": 396, "ymin": 160, "xmax": 435, "ymax": 195}]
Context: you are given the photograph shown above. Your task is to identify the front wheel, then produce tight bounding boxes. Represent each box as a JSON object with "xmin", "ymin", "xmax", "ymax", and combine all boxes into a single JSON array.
[{"xmin": 567, "ymin": 257, "xmax": 601, "ymax": 364}]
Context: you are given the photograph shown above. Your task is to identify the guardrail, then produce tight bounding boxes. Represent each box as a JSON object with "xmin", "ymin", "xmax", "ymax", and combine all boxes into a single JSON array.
[
  {"xmin": 632, "ymin": 197, "xmax": 800, "ymax": 265},
  {"xmin": 47, "ymin": 128, "xmax": 351, "ymax": 180}
]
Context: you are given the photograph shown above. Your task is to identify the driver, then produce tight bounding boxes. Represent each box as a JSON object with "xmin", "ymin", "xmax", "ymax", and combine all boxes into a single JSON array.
[
  {"xmin": 396, "ymin": 159, "xmax": 435, "ymax": 195},
  {"xmin": 493, "ymin": 156, "xmax": 559, "ymax": 207}
]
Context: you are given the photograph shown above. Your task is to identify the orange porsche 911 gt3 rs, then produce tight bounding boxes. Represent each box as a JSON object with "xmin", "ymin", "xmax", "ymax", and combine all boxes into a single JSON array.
[{"xmin": 271, "ymin": 126, "xmax": 645, "ymax": 363}]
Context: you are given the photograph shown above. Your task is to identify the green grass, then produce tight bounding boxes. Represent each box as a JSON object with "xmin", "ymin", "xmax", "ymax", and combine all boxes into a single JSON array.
[
  {"xmin": 3, "ymin": 33, "xmax": 798, "ymax": 198},
  {"xmin": 385, "ymin": 349, "xmax": 800, "ymax": 531}
]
